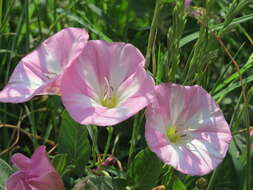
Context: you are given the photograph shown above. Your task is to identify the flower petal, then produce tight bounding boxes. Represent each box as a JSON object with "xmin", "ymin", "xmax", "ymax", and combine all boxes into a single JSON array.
[
  {"xmin": 145, "ymin": 127, "xmax": 184, "ymax": 171},
  {"xmin": 182, "ymin": 137, "xmax": 229, "ymax": 175},
  {"xmin": 28, "ymin": 172, "xmax": 64, "ymax": 190},
  {"xmin": 11, "ymin": 153, "xmax": 30, "ymax": 170},
  {"xmin": 5, "ymin": 172, "xmax": 32, "ymax": 190},
  {"xmin": 155, "ymin": 83, "xmax": 186, "ymax": 126},
  {"xmin": 30, "ymin": 146, "xmax": 56, "ymax": 176},
  {"xmin": 0, "ymin": 27, "xmax": 88, "ymax": 103}
]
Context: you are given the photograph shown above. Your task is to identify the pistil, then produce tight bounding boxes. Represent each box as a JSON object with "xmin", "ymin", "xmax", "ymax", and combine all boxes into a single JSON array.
[{"xmin": 166, "ymin": 127, "xmax": 182, "ymax": 144}]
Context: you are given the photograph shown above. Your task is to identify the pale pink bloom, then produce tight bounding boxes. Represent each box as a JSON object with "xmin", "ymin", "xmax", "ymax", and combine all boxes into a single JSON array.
[
  {"xmin": 145, "ymin": 83, "xmax": 231, "ymax": 176},
  {"xmin": 5, "ymin": 146, "xmax": 64, "ymax": 190},
  {"xmin": 185, "ymin": 0, "xmax": 192, "ymax": 8},
  {"xmin": 0, "ymin": 28, "xmax": 88, "ymax": 103},
  {"xmin": 250, "ymin": 129, "xmax": 253, "ymax": 136},
  {"xmin": 61, "ymin": 40, "xmax": 154, "ymax": 126}
]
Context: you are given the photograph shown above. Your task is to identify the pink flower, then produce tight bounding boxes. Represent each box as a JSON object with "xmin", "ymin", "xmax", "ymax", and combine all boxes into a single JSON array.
[
  {"xmin": 0, "ymin": 28, "xmax": 88, "ymax": 103},
  {"xmin": 250, "ymin": 129, "xmax": 253, "ymax": 136},
  {"xmin": 145, "ymin": 83, "xmax": 231, "ymax": 176},
  {"xmin": 61, "ymin": 40, "xmax": 154, "ymax": 126},
  {"xmin": 5, "ymin": 146, "xmax": 64, "ymax": 190},
  {"xmin": 185, "ymin": 0, "xmax": 192, "ymax": 8}
]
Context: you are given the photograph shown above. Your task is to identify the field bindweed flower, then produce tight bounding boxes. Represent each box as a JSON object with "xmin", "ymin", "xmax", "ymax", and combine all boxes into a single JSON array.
[
  {"xmin": 145, "ymin": 83, "xmax": 231, "ymax": 176},
  {"xmin": 185, "ymin": 0, "xmax": 192, "ymax": 8},
  {"xmin": 0, "ymin": 27, "xmax": 88, "ymax": 103},
  {"xmin": 5, "ymin": 146, "xmax": 64, "ymax": 190},
  {"xmin": 61, "ymin": 40, "xmax": 155, "ymax": 126}
]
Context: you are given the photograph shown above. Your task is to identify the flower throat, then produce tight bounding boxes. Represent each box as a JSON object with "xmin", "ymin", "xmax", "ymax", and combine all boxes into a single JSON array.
[{"xmin": 166, "ymin": 127, "xmax": 182, "ymax": 144}]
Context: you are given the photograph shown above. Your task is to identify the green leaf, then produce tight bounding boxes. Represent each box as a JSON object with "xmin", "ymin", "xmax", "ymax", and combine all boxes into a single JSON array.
[
  {"xmin": 73, "ymin": 176, "xmax": 127, "ymax": 190},
  {"xmin": 212, "ymin": 53, "xmax": 253, "ymax": 94},
  {"xmin": 173, "ymin": 176, "xmax": 186, "ymax": 190},
  {"xmin": 56, "ymin": 8, "xmax": 112, "ymax": 42},
  {"xmin": 179, "ymin": 13, "xmax": 253, "ymax": 47},
  {"xmin": 129, "ymin": 0, "xmax": 155, "ymax": 17},
  {"xmin": 0, "ymin": 158, "xmax": 14, "ymax": 189},
  {"xmin": 214, "ymin": 75, "xmax": 253, "ymax": 101},
  {"xmin": 162, "ymin": 0, "xmax": 176, "ymax": 3},
  {"xmin": 228, "ymin": 138, "xmax": 245, "ymax": 189},
  {"xmin": 58, "ymin": 111, "xmax": 91, "ymax": 176},
  {"xmin": 52, "ymin": 153, "xmax": 68, "ymax": 176},
  {"xmin": 84, "ymin": 176, "xmax": 114, "ymax": 190},
  {"xmin": 127, "ymin": 148, "xmax": 163, "ymax": 189},
  {"xmin": 103, "ymin": 166, "xmax": 127, "ymax": 179}
]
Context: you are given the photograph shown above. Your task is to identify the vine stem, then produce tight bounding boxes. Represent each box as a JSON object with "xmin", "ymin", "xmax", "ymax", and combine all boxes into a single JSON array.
[
  {"xmin": 0, "ymin": 123, "xmax": 56, "ymax": 146},
  {"xmin": 102, "ymin": 126, "xmax": 114, "ymax": 162}
]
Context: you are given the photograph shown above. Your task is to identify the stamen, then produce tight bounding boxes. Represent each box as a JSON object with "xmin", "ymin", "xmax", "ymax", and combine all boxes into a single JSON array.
[
  {"xmin": 100, "ymin": 77, "xmax": 118, "ymax": 108},
  {"xmin": 103, "ymin": 77, "xmax": 113, "ymax": 99},
  {"xmin": 100, "ymin": 96, "xmax": 118, "ymax": 108}
]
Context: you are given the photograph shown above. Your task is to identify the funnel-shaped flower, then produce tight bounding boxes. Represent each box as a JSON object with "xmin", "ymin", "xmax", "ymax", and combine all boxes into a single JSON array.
[
  {"xmin": 5, "ymin": 146, "xmax": 64, "ymax": 190},
  {"xmin": 61, "ymin": 40, "xmax": 154, "ymax": 126},
  {"xmin": 145, "ymin": 83, "xmax": 231, "ymax": 176},
  {"xmin": 0, "ymin": 27, "xmax": 89, "ymax": 103}
]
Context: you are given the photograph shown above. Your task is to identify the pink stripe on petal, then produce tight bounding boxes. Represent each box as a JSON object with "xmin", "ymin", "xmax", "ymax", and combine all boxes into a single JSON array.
[
  {"xmin": 145, "ymin": 106, "xmax": 167, "ymax": 134},
  {"xmin": 108, "ymin": 43, "xmax": 145, "ymax": 88},
  {"xmin": 177, "ymin": 146, "xmax": 209, "ymax": 176},
  {"xmin": 0, "ymin": 27, "xmax": 88, "ymax": 103},
  {"xmin": 117, "ymin": 67, "xmax": 153, "ymax": 103},
  {"xmin": 145, "ymin": 127, "xmax": 170, "ymax": 151}
]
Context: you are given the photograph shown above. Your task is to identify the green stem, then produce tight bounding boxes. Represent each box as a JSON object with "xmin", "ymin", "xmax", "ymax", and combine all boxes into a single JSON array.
[
  {"xmin": 128, "ymin": 113, "xmax": 144, "ymax": 165},
  {"xmin": 102, "ymin": 126, "xmax": 113, "ymax": 162},
  {"xmin": 86, "ymin": 125, "xmax": 100, "ymax": 163},
  {"xmin": 167, "ymin": 166, "xmax": 175, "ymax": 187},
  {"xmin": 0, "ymin": 0, "xmax": 2, "ymax": 26},
  {"xmin": 128, "ymin": 116, "xmax": 138, "ymax": 164},
  {"xmin": 145, "ymin": 0, "xmax": 161, "ymax": 69},
  {"xmin": 245, "ymin": 103, "xmax": 251, "ymax": 190},
  {"xmin": 207, "ymin": 169, "xmax": 218, "ymax": 190},
  {"xmin": 232, "ymin": 126, "xmax": 253, "ymax": 135},
  {"xmin": 25, "ymin": 0, "xmax": 30, "ymax": 51}
]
